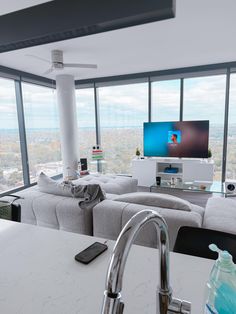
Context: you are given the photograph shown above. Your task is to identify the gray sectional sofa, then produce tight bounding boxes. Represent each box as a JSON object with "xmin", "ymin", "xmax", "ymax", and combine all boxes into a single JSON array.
[
  {"xmin": 9, "ymin": 173, "xmax": 208, "ymax": 250},
  {"xmin": 7, "ymin": 173, "xmax": 236, "ymax": 251}
]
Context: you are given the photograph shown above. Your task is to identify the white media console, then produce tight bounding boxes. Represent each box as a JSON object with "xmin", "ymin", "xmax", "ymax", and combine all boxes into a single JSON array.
[{"xmin": 132, "ymin": 158, "xmax": 214, "ymax": 187}]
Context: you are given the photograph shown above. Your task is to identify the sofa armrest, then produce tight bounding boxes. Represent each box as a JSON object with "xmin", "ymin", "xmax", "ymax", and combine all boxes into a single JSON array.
[
  {"xmin": 203, "ymin": 197, "xmax": 236, "ymax": 234},
  {"xmin": 93, "ymin": 200, "xmax": 128, "ymax": 240}
]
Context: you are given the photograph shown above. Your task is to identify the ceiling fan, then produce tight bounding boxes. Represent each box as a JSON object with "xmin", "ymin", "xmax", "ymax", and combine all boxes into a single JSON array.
[{"xmin": 26, "ymin": 50, "xmax": 98, "ymax": 75}]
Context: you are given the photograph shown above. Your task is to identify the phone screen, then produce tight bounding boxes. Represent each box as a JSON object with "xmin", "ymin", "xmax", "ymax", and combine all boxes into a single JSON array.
[{"xmin": 75, "ymin": 242, "xmax": 108, "ymax": 264}]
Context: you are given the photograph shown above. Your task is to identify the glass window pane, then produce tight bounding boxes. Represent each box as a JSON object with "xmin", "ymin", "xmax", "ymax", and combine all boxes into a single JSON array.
[
  {"xmin": 0, "ymin": 78, "xmax": 23, "ymax": 192},
  {"xmin": 99, "ymin": 82, "xmax": 148, "ymax": 174},
  {"xmin": 152, "ymin": 80, "xmax": 180, "ymax": 121},
  {"xmin": 76, "ymin": 88, "xmax": 96, "ymax": 172},
  {"xmin": 22, "ymin": 83, "xmax": 62, "ymax": 182},
  {"xmin": 227, "ymin": 73, "xmax": 236, "ymax": 179},
  {"xmin": 183, "ymin": 75, "xmax": 226, "ymax": 180}
]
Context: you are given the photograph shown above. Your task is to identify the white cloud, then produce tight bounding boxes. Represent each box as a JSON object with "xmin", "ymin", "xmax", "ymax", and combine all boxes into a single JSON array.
[
  {"xmin": 98, "ymin": 83, "xmax": 148, "ymax": 113},
  {"xmin": 1, "ymin": 74, "xmax": 236, "ymax": 129}
]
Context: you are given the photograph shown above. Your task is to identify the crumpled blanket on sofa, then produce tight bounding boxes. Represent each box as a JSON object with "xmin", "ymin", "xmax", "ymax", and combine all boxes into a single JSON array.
[
  {"xmin": 71, "ymin": 184, "xmax": 106, "ymax": 209},
  {"xmin": 38, "ymin": 172, "xmax": 106, "ymax": 210}
]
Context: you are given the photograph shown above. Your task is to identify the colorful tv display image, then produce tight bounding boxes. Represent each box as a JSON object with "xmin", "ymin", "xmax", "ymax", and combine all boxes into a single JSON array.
[{"xmin": 144, "ymin": 120, "xmax": 209, "ymax": 158}]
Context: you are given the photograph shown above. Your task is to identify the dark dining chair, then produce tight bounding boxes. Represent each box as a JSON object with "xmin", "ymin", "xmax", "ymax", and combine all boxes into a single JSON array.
[
  {"xmin": 173, "ymin": 226, "xmax": 236, "ymax": 262},
  {"xmin": 0, "ymin": 195, "xmax": 21, "ymax": 222}
]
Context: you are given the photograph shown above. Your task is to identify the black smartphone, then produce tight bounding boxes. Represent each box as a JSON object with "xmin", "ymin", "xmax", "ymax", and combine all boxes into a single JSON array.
[{"xmin": 75, "ymin": 242, "xmax": 108, "ymax": 264}]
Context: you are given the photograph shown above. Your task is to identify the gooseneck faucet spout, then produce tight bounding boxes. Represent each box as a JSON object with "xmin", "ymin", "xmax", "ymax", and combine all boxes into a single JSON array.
[{"xmin": 101, "ymin": 210, "xmax": 191, "ymax": 314}]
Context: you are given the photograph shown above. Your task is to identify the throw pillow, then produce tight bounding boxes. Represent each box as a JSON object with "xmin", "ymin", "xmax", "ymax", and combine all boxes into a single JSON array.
[
  {"xmin": 113, "ymin": 192, "xmax": 192, "ymax": 211},
  {"xmin": 37, "ymin": 172, "xmax": 72, "ymax": 197}
]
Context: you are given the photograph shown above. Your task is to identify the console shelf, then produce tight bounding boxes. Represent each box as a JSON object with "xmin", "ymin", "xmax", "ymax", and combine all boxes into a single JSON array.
[
  {"xmin": 132, "ymin": 158, "xmax": 214, "ymax": 187},
  {"xmin": 157, "ymin": 172, "xmax": 182, "ymax": 176}
]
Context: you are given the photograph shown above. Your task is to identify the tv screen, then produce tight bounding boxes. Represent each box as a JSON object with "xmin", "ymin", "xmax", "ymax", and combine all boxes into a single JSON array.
[{"xmin": 144, "ymin": 120, "xmax": 209, "ymax": 158}]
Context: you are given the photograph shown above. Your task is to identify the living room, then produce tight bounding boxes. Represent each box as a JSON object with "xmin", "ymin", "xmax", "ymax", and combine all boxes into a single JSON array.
[{"xmin": 0, "ymin": 1, "xmax": 236, "ymax": 313}]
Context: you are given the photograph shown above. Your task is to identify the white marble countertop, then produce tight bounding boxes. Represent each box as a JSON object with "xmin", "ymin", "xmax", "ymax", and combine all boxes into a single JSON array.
[{"xmin": 0, "ymin": 220, "xmax": 214, "ymax": 314}]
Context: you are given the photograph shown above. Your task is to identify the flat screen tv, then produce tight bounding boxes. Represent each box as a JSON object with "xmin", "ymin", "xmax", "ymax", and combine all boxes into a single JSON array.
[{"xmin": 143, "ymin": 120, "xmax": 209, "ymax": 158}]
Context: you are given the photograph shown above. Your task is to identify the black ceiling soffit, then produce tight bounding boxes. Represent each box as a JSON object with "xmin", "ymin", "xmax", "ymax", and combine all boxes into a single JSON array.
[{"xmin": 0, "ymin": 0, "xmax": 175, "ymax": 53}]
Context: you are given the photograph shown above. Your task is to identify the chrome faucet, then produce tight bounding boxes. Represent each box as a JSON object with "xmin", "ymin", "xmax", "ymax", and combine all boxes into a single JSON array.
[{"xmin": 101, "ymin": 209, "xmax": 191, "ymax": 314}]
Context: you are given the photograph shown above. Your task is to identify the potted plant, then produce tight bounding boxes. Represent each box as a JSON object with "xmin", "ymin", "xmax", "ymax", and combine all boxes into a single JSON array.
[
  {"xmin": 208, "ymin": 148, "xmax": 212, "ymax": 161},
  {"xmin": 135, "ymin": 147, "xmax": 141, "ymax": 159}
]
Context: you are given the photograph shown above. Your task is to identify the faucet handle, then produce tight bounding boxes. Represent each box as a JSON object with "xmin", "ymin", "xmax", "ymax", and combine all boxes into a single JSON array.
[
  {"xmin": 168, "ymin": 298, "xmax": 181, "ymax": 313},
  {"xmin": 117, "ymin": 301, "xmax": 124, "ymax": 314},
  {"xmin": 167, "ymin": 298, "xmax": 191, "ymax": 313},
  {"xmin": 180, "ymin": 300, "xmax": 191, "ymax": 314}
]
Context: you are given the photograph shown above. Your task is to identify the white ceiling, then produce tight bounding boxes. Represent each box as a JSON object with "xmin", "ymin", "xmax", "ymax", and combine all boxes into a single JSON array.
[{"xmin": 0, "ymin": 0, "xmax": 236, "ymax": 80}]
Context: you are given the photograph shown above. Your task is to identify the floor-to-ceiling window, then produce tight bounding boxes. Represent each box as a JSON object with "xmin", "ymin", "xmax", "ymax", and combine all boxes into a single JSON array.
[
  {"xmin": 76, "ymin": 88, "xmax": 97, "ymax": 172},
  {"xmin": 22, "ymin": 82, "xmax": 62, "ymax": 182},
  {"xmin": 0, "ymin": 78, "xmax": 23, "ymax": 193},
  {"xmin": 98, "ymin": 82, "xmax": 148, "ymax": 174},
  {"xmin": 183, "ymin": 75, "xmax": 226, "ymax": 180},
  {"xmin": 226, "ymin": 73, "xmax": 236, "ymax": 179},
  {"xmin": 2, "ymin": 63, "xmax": 236, "ymax": 196},
  {"xmin": 151, "ymin": 79, "xmax": 180, "ymax": 121}
]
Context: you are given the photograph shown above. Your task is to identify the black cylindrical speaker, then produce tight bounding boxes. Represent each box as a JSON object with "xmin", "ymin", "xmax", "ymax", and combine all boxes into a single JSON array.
[{"xmin": 156, "ymin": 176, "xmax": 161, "ymax": 186}]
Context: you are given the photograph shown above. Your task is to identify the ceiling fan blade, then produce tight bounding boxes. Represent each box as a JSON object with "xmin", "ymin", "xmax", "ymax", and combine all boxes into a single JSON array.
[
  {"xmin": 25, "ymin": 54, "xmax": 50, "ymax": 63},
  {"xmin": 64, "ymin": 63, "xmax": 98, "ymax": 69},
  {"xmin": 43, "ymin": 67, "xmax": 54, "ymax": 75}
]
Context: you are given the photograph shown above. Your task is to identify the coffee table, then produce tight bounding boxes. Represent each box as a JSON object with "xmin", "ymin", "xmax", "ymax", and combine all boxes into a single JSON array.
[{"xmin": 150, "ymin": 180, "xmax": 231, "ymax": 197}]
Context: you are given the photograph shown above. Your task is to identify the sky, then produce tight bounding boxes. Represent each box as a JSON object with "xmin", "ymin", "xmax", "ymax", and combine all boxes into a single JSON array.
[{"xmin": 0, "ymin": 74, "xmax": 236, "ymax": 129}]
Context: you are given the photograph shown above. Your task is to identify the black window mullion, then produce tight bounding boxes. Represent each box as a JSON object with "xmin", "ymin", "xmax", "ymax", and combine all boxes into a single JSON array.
[
  {"xmin": 148, "ymin": 77, "xmax": 152, "ymax": 122},
  {"xmin": 94, "ymin": 83, "xmax": 102, "ymax": 173},
  {"xmin": 180, "ymin": 78, "xmax": 184, "ymax": 121},
  {"xmin": 15, "ymin": 80, "xmax": 30, "ymax": 186},
  {"xmin": 222, "ymin": 68, "xmax": 231, "ymax": 183}
]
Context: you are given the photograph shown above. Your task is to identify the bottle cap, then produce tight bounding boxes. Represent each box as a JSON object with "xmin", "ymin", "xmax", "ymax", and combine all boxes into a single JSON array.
[{"xmin": 209, "ymin": 244, "xmax": 234, "ymax": 268}]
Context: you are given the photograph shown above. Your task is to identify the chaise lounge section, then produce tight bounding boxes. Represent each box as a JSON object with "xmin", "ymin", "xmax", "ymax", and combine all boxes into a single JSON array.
[{"xmin": 93, "ymin": 193, "xmax": 204, "ymax": 250}]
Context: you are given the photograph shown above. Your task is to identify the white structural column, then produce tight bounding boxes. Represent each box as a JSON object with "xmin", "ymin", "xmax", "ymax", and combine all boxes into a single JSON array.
[{"xmin": 56, "ymin": 74, "xmax": 79, "ymax": 179}]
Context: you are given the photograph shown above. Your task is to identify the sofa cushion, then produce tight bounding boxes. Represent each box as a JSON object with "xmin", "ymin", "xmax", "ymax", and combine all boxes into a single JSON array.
[
  {"xmin": 114, "ymin": 192, "xmax": 192, "ymax": 211},
  {"xmin": 72, "ymin": 174, "xmax": 137, "ymax": 195},
  {"xmin": 38, "ymin": 173, "xmax": 138, "ymax": 196},
  {"xmin": 204, "ymin": 197, "xmax": 236, "ymax": 234}
]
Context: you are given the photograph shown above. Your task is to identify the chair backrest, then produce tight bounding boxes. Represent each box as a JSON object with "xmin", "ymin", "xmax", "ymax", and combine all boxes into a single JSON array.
[
  {"xmin": 0, "ymin": 195, "xmax": 21, "ymax": 222},
  {"xmin": 173, "ymin": 226, "xmax": 236, "ymax": 262}
]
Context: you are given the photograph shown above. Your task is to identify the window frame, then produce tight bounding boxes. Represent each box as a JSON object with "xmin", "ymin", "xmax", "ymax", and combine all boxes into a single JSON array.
[{"xmin": 0, "ymin": 61, "xmax": 236, "ymax": 195}]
